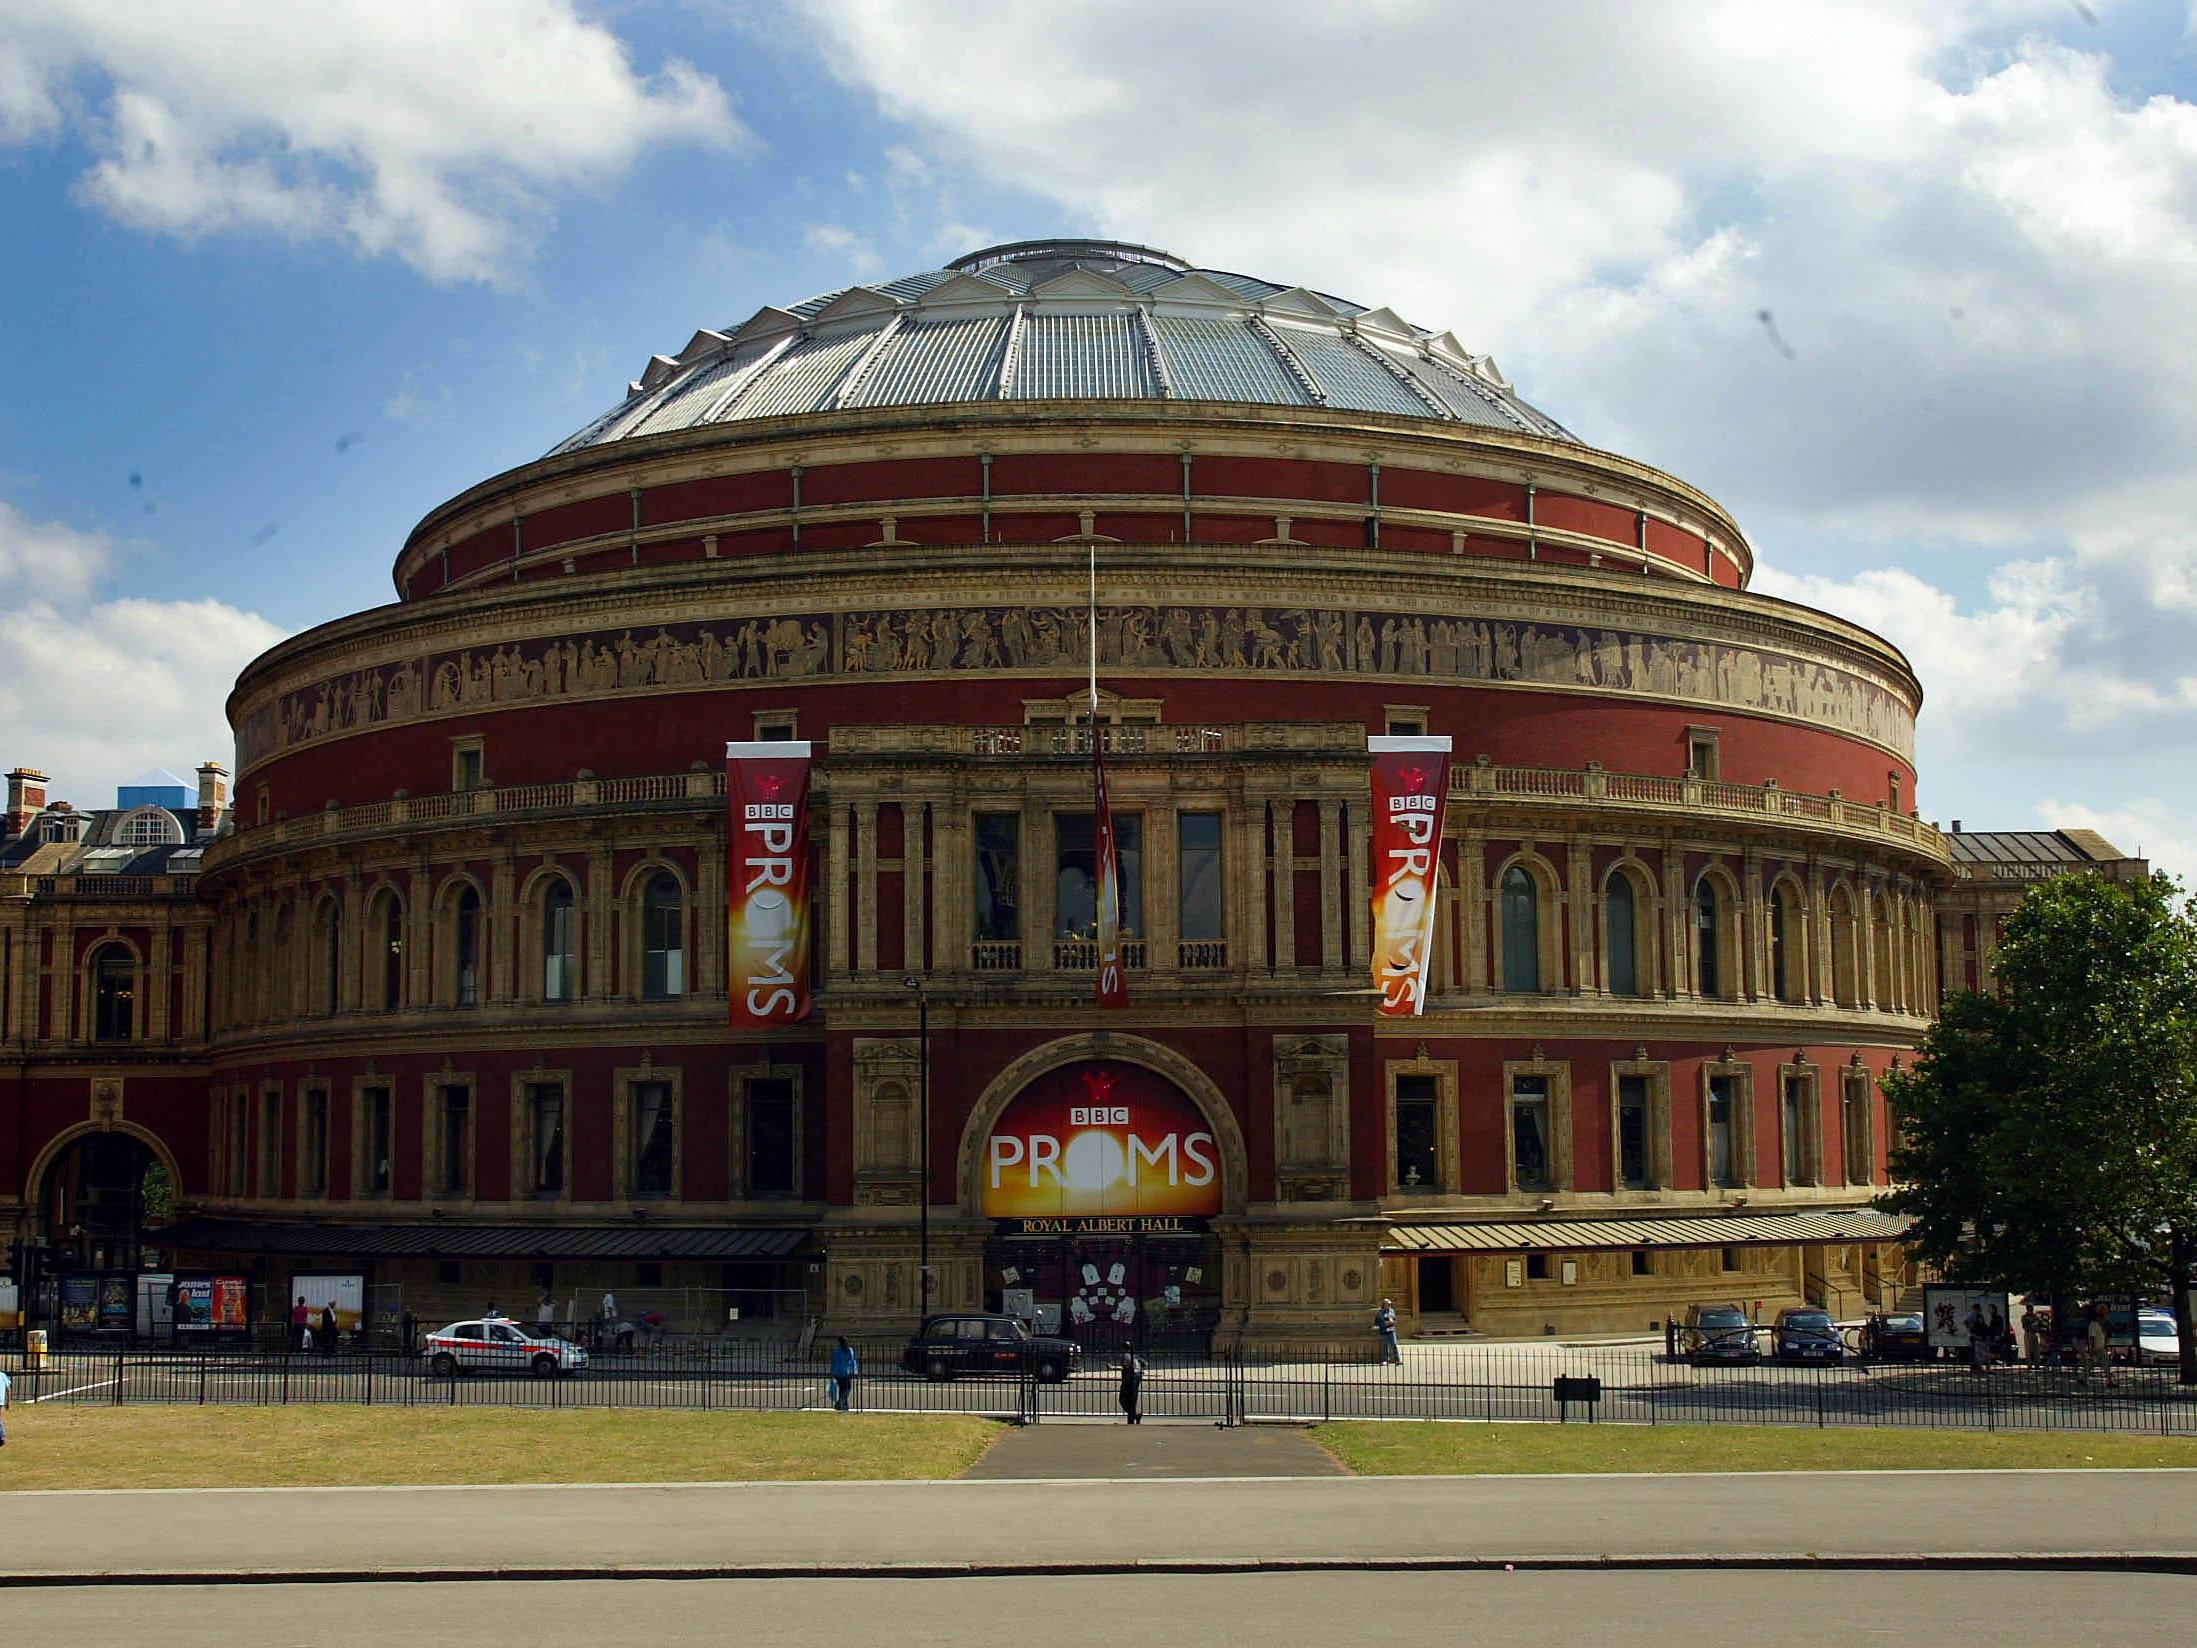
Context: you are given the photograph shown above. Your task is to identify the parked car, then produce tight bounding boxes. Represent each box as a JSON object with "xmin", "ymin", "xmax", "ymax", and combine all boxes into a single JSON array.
[
  {"xmin": 901, "ymin": 1313, "xmax": 1079, "ymax": 1383},
  {"xmin": 421, "ymin": 1317, "xmax": 589, "ymax": 1378},
  {"xmin": 1771, "ymin": 1306, "xmax": 1843, "ymax": 1365},
  {"xmin": 2137, "ymin": 1309, "xmax": 2182, "ymax": 1367},
  {"xmin": 1681, "ymin": 1303, "xmax": 1759, "ymax": 1366},
  {"xmin": 1859, "ymin": 1311, "xmax": 1930, "ymax": 1362}
]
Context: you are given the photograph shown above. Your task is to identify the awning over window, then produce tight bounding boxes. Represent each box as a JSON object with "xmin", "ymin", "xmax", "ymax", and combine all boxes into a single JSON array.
[
  {"xmin": 154, "ymin": 1220, "xmax": 819, "ymax": 1263},
  {"xmin": 1380, "ymin": 1207, "xmax": 1910, "ymax": 1255}
]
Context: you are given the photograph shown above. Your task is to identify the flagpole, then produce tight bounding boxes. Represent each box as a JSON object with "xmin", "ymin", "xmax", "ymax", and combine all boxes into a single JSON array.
[{"xmin": 1088, "ymin": 540, "xmax": 1098, "ymax": 718}]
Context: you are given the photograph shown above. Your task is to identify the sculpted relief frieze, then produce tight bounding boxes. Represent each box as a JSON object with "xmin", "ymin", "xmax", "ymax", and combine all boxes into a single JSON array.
[{"xmin": 235, "ymin": 602, "xmax": 1915, "ymax": 771}]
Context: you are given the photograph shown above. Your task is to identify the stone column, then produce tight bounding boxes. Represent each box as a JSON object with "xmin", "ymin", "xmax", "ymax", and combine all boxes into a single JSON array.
[
  {"xmin": 697, "ymin": 826, "xmax": 726, "ymax": 998},
  {"xmin": 827, "ymin": 802, "xmax": 853, "ymax": 977},
  {"xmin": 1459, "ymin": 833, "xmax": 1487, "ymax": 991},
  {"xmin": 1240, "ymin": 796, "xmax": 1268, "ymax": 972},
  {"xmin": 1858, "ymin": 880, "xmax": 1880, "ymax": 1011},
  {"xmin": 1662, "ymin": 844, "xmax": 1688, "ymax": 998},
  {"xmin": 1319, "ymin": 799, "xmax": 1344, "ymax": 973},
  {"xmin": 407, "ymin": 867, "xmax": 433, "ymax": 1007},
  {"xmin": 340, "ymin": 871, "xmax": 364, "ymax": 1012},
  {"xmin": 1741, "ymin": 852, "xmax": 1766, "ymax": 1002},
  {"xmin": 1268, "ymin": 799, "xmax": 1295, "ymax": 971},
  {"xmin": 1346, "ymin": 799, "xmax": 1371, "ymax": 971},
  {"xmin": 148, "ymin": 909, "xmax": 173, "ymax": 1041},
  {"xmin": 902, "ymin": 800, "xmax": 929, "ymax": 978},
  {"xmin": 490, "ymin": 850, "xmax": 517, "ymax": 1005},
  {"xmin": 854, "ymin": 800, "xmax": 878, "ymax": 976},
  {"xmin": 1565, "ymin": 836, "xmax": 1594, "ymax": 994},
  {"xmin": 1023, "ymin": 806, "xmax": 1053, "ymax": 974}
]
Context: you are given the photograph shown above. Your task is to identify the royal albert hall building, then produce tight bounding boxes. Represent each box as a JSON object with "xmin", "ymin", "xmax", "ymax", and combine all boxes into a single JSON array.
[{"xmin": 9, "ymin": 239, "xmax": 1947, "ymax": 1345}]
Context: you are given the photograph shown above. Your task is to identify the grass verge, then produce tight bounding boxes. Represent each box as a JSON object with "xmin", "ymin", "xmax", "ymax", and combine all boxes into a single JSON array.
[
  {"xmin": 1314, "ymin": 1421, "xmax": 2197, "ymax": 1476},
  {"xmin": 0, "ymin": 1406, "xmax": 1002, "ymax": 1491}
]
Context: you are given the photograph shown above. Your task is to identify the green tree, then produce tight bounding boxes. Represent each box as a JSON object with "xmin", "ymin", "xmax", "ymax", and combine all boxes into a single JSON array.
[{"xmin": 1883, "ymin": 871, "xmax": 2197, "ymax": 1381}]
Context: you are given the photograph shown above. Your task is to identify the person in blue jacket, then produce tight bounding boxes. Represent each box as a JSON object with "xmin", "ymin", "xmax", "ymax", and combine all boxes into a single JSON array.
[{"xmin": 828, "ymin": 1336, "xmax": 859, "ymax": 1411}]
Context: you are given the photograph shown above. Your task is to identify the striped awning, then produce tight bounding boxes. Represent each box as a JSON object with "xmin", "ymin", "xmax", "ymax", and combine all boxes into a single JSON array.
[
  {"xmin": 1381, "ymin": 1207, "xmax": 1911, "ymax": 1255},
  {"xmin": 155, "ymin": 1220, "xmax": 818, "ymax": 1263}
]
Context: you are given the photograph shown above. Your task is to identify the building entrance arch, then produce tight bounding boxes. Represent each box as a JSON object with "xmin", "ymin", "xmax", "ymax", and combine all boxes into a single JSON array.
[{"xmin": 28, "ymin": 1122, "xmax": 177, "ymax": 1274}]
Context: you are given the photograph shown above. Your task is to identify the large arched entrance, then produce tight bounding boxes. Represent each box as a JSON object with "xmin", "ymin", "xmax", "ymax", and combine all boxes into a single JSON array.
[
  {"xmin": 26, "ymin": 1128, "xmax": 174, "ymax": 1335},
  {"xmin": 967, "ymin": 1047, "xmax": 1236, "ymax": 1353}
]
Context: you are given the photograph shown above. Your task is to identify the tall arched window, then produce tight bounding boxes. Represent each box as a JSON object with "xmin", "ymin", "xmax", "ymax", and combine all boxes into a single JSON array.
[
  {"xmin": 1769, "ymin": 885, "xmax": 1795, "ymax": 1003},
  {"xmin": 320, "ymin": 902, "xmax": 343, "ymax": 1015},
  {"xmin": 91, "ymin": 944, "xmax": 134, "ymax": 1041},
  {"xmin": 1828, "ymin": 885, "xmax": 1859, "ymax": 1007},
  {"xmin": 1605, "ymin": 871, "xmax": 1638, "ymax": 996},
  {"xmin": 377, "ymin": 893, "xmax": 406, "ymax": 1010},
  {"xmin": 1695, "ymin": 879, "xmax": 1722, "ymax": 998},
  {"xmin": 454, "ymin": 886, "xmax": 482, "ymax": 1007},
  {"xmin": 643, "ymin": 872, "xmax": 685, "ymax": 999},
  {"xmin": 541, "ymin": 881, "xmax": 576, "ymax": 1002},
  {"xmin": 1500, "ymin": 865, "xmax": 1540, "ymax": 993}
]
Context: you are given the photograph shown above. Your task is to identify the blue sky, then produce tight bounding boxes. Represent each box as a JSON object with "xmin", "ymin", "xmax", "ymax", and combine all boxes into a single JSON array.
[{"xmin": 4, "ymin": 1, "xmax": 2197, "ymax": 875}]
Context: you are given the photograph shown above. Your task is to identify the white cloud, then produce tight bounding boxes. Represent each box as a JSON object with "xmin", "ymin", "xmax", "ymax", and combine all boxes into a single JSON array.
[
  {"xmin": 2034, "ymin": 798, "xmax": 2197, "ymax": 891},
  {"xmin": 0, "ymin": 501, "xmax": 285, "ymax": 804},
  {"xmin": 803, "ymin": 221, "xmax": 881, "ymax": 275},
  {"xmin": 1, "ymin": 1, "xmax": 746, "ymax": 282}
]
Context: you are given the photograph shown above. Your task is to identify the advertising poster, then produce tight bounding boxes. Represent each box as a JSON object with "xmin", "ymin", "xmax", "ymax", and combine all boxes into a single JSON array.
[
  {"xmin": 983, "ymin": 1062, "xmax": 1221, "ymax": 1224},
  {"xmin": 291, "ymin": 1274, "xmax": 366, "ymax": 1335},
  {"xmin": 60, "ymin": 1275, "xmax": 98, "ymax": 1331},
  {"xmin": 174, "ymin": 1276, "xmax": 215, "ymax": 1332},
  {"xmin": 1368, "ymin": 735, "xmax": 1452, "ymax": 1018},
  {"xmin": 0, "ymin": 1278, "xmax": 17, "ymax": 1330},
  {"xmin": 211, "ymin": 1275, "xmax": 250, "ymax": 1331},
  {"xmin": 96, "ymin": 1276, "xmax": 132, "ymax": 1332},
  {"xmin": 725, "ymin": 740, "xmax": 814, "ymax": 1030},
  {"xmin": 1923, "ymin": 1285, "xmax": 2019, "ymax": 1351}
]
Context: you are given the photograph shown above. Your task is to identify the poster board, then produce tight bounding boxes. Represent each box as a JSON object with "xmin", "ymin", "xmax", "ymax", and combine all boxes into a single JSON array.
[
  {"xmin": 174, "ymin": 1272, "xmax": 252, "ymax": 1336},
  {"xmin": 1923, "ymin": 1286, "xmax": 2019, "ymax": 1350},
  {"xmin": 0, "ymin": 1278, "xmax": 19, "ymax": 1331},
  {"xmin": 291, "ymin": 1274, "xmax": 365, "ymax": 1335}
]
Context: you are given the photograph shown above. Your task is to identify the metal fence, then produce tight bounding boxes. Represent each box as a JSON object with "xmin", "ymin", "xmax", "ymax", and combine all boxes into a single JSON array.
[{"xmin": 9, "ymin": 1335, "xmax": 2197, "ymax": 1434}]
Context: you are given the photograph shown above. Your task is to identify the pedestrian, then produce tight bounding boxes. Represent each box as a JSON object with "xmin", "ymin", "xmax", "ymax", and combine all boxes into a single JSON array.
[
  {"xmin": 0, "ymin": 1360, "xmax": 10, "ymax": 1448},
  {"xmin": 828, "ymin": 1335, "xmax": 859, "ymax": 1411},
  {"xmin": 536, "ymin": 1291, "xmax": 556, "ymax": 1334},
  {"xmin": 1375, "ymin": 1298, "xmax": 1401, "ymax": 1365},
  {"xmin": 2021, "ymin": 1304, "xmax": 2045, "ymax": 1367},
  {"xmin": 320, "ymin": 1301, "xmax": 339, "ymax": 1359},
  {"xmin": 2084, "ymin": 1303, "xmax": 2115, "ymax": 1388},
  {"xmin": 1118, "ymin": 1349, "xmax": 1144, "ymax": 1424},
  {"xmin": 289, "ymin": 1295, "xmax": 309, "ymax": 1353},
  {"xmin": 1964, "ymin": 1302, "xmax": 1989, "ymax": 1373}
]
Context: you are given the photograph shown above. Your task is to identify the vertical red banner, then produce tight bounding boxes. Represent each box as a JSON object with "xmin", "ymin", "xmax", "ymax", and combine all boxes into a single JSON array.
[
  {"xmin": 1093, "ymin": 727, "xmax": 1129, "ymax": 1008},
  {"xmin": 1369, "ymin": 734, "xmax": 1452, "ymax": 1017},
  {"xmin": 727, "ymin": 740, "xmax": 814, "ymax": 1028}
]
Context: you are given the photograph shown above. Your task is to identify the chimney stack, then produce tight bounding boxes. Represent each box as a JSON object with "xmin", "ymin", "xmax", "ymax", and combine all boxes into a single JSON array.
[
  {"xmin": 196, "ymin": 761, "xmax": 229, "ymax": 832},
  {"xmin": 5, "ymin": 767, "xmax": 48, "ymax": 838}
]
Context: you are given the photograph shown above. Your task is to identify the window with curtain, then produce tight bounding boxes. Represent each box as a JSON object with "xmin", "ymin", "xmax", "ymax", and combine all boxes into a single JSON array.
[
  {"xmin": 439, "ymin": 1085, "xmax": 471, "ymax": 1194},
  {"xmin": 1618, "ymin": 1074, "xmax": 1649, "ymax": 1190},
  {"xmin": 542, "ymin": 881, "xmax": 576, "ymax": 1001},
  {"xmin": 379, "ymin": 895, "xmax": 405, "ymax": 1010},
  {"xmin": 528, "ymin": 1083, "xmax": 566, "ymax": 1195},
  {"xmin": 1696, "ymin": 880, "xmax": 1722, "ymax": 998},
  {"xmin": 631, "ymin": 1080, "xmax": 674, "ymax": 1196},
  {"xmin": 1770, "ymin": 886, "xmax": 1795, "ymax": 1002},
  {"xmin": 454, "ymin": 887, "xmax": 481, "ymax": 1007},
  {"xmin": 746, "ymin": 1078, "xmax": 797, "ymax": 1197},
  {"xmin": 321, "ymin": 905, "xmax": 342, "ymax": 1014},
  {"xmin": 1177, "ymin": 813, "xmax": 1224, "ymax": 942},
  {"xmin": 1707, "ymin": 1074, "xmax": 1736, "ymax": 1187},
  {"xmin": 1500, "ymin": 866, "xmax": 1540, "ymax": 993},
  {"xmin": 1783, "ymin": 1075, "xmax": 1809, "ymax": 1185},
  {"xmin": 642, "ymin": 873, "xmax": 685, "ymax": 998},
  {"xmin": 1605, "ymin": 873, "xmax": 1637, "ymax": 995},
  {"xmin": 1393, "ymin": 1075, "xmax": 1438, "ymax": 1189},
  {"xmin": 1511, "ymin": 1075, "xmax": 1551, "ymax": 1191},
  {"xmin": 90, "ymin": 944, "xmax": 134, "ymax": 1041}
]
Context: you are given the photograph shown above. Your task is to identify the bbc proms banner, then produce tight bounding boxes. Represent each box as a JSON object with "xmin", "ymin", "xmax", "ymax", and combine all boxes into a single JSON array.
[
  {"xmin": 726, "ymin": 741, "xmax": 814, "ymax": 1029},
  {"xmin": 1369, "ymin": 734, "xmax": 1452, "ymax": 1017}
]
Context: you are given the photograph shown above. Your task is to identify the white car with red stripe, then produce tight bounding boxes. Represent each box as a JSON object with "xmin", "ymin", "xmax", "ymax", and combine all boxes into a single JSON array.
[{"xmin": 421, "ymin": 1317, "xmax": 588, "ymax": 1378}]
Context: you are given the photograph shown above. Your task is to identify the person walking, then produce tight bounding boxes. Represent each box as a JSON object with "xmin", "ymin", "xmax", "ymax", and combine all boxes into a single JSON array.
[
  {"xmin": 320, "ymin": 1301, "xmax": 340, "ymax": 1358},
  {"xmin": 289, "ymin": 1296, "xmax": 309, "ymax": 1353},
  {"xmin": 0, "ymin": 1361, "xmax": 12, "ymax": 1448},
  {"xmin": 2083, "ymin": 1303, "xmax": 2115, "ymax": 1388},
  {"xmin": 2021, "ymin": 1304, "xmax": 2046, "ymax": 1367},
  {"xmin": 1118, "ymin": 1349, "xmax": 1144, "ymax": 1424},
  {"xmin": 536, "ymin": 1291, "xmax": 557, "ymax": 1335},
  {"xmin": 828, "ymin": 1335, "xmax": 859, "ymax": 1412},
  {"xmin": 1964, "ymin": 1302, "xmax": 1990, "ymax": 1373},
  {"xmin": 1375, "ymin": 1298, "xmax": 1401, "ymax": 1365}
]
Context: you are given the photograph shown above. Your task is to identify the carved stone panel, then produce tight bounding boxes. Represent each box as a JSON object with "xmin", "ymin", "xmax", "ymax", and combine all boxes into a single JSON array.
[
  {"xmin": 852, "ymin": 1036, "xmax": 923, "ymax": 1206},
  {"xmin": 1272, "ymin": 1032, "xmax": 1350, "ymax": 1201}
]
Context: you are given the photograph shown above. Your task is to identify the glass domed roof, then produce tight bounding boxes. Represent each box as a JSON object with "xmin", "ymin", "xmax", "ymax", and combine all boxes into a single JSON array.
[{"xmin": 550, "ymin": 239, "xmax": 1574, "ymax": 455}]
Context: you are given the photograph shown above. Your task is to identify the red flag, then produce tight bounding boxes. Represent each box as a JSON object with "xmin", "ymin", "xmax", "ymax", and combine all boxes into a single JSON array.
[
  {"xmin": 726, "ymin": 741, "xmax": 814, "ymax": 1028},
  {"xmin": 1369, "ymin": 734, "xmax": 1452, "ymax": 1017},
  {"xmin": 1093, "ymin": 724, "xmax": 1129, "ymax": 1008}
]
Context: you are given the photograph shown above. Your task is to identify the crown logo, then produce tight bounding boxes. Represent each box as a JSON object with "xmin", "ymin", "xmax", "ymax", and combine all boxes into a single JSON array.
[
  {"xmin": 1080, "ymin": 1067, "xmax": 1118, "ymax": 1106},
  {"xmin": 757, "ymin": 773, "xmax": 783, "ymax": 798},
  {"xmin": 1400, "ymin": 765, "xmax": 1427, "ymax": 793}
]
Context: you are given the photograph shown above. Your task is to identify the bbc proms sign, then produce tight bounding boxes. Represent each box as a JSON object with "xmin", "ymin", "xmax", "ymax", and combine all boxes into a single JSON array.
[
  {"xmin": 726, "ymin": 741, "xmax": 814, "ymax": 1029},
  {"xmin": 982, "ymin": 1062, "xmax": 1222, "ymax": 1221}
]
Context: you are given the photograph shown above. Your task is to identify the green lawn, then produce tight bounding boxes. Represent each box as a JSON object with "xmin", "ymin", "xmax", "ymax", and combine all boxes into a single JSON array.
[
  {"xmin": 0, "ymin": 1406, "xmax": 1002, "ymax": 1492},
  {"xmin": 1316, "ymin": 1420, "xmax": 2197, "ymax": 1476}
]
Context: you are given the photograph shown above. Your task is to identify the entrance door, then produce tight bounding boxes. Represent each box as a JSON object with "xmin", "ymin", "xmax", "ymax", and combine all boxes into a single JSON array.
[{"xmin": 1418, "ymin": 1255, "xmax": 1456, "ymax": 1314}]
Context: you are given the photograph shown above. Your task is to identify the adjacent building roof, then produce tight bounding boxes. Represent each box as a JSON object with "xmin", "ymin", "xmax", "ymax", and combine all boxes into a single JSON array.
[
  {"xmin": 1944, "ymin": 829, "xmax": 2135, "ymax": 868},
  {"xmin": 1380, "ymin": 1207, "xmax": 1911, "ymax": 1254},
  {"xmin": 550, "ymin": 238, "xmax": 1577, "ymax": 457}
]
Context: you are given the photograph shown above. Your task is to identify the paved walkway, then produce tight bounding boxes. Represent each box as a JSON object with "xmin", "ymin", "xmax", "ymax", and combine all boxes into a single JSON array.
[
  {"xmin": 964, "ymin": 1421, "xmax": 1346, "ymax": 1479},
  {"xmin": 2, "ymin": 1470, "xmax": 2193, "ymax": 1581}
]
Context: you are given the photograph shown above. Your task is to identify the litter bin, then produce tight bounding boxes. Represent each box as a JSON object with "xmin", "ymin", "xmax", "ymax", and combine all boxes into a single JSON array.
[{"xmin": 25, "ymin": 1328, "xmax": 48, "ymax": 1369}]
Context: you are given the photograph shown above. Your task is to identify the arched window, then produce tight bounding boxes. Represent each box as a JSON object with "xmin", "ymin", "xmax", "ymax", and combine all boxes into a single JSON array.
[
  {"xmin": 1769, "ymin": 885, "xmax": 1796, "ymax": 1003},
  {"xmin": 1695, "ymin": 879, "xmax": 1722, "ymax": 998},
  {"xmin": 1828, "ymin": 886, "xmax": 1859, "ymax": 1008},
  {"xmin": 453, "ymin": 885, "xmax": 482, "ymax": 1007},
  {"xmin": 1605, "ymin": 871, "xmax": 1638, "ymax": 996},
  {"xmin": 320, "ymin": 902, "xmax": 342, "ymax": 1015},
  {"xmin": 541, "ymin": 881, "xmax": 576, "ymax": 1002},
  {"xmin": 1500, "ymin": 865, "xmax": 1540, "ymax": 993},
  {"xmin": 643, "ymin": 872, "xmax": 685, "ymax": 999},
  {"xmin": 377, "ymin": 893, "xmax": 406, "ymax": 1010},
  {"xmin": 91, "ymin": 944, "xmax": 134, "ymax": 1041},
  {"xmin": 116, "ymin": 806, "xmax": 184, "ymax": 848}
]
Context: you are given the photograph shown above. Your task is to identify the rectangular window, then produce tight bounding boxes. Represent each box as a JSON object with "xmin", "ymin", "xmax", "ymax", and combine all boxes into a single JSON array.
[
  {"xmin": 973, "ymin": 813, "xmax": 1021, "ymax": 943},
  {"xmin": 528, "ymin": 1083, "xmax": 566, "ymax": 1196},
  {"xmin": 1394, "ymin": 1074, "xmax": 1438, "ymax": 1191},
  {"xmin": 455, "ymin": 899, "xmax": 480, "ymax": 1008},
  {"xmin": 746, "ymin": 1077, "xmax": 797, "ymax": 1198},
  {"xmin": 1054, "ymin": 812, "xmax": 1143, "ymax": 942},
  {"xmin": 643, "ymin": 883, "xmax": 685, "ymax": 999},
  {"xmin": 1631, "ymin": 1249, "xmax": 1653, "ymax": 1276},
  {"xmin": 1720, "ymin": 1245, "xmax": 1742, "ymax": 1272},
  {"xmin": 631, "ymin": 1080, "xmax": 675, "ymax": 1197},
  {"xmin": 228, "ymin": 1094, "xmax": 248, "ymax": 1196},
  {"xmin": 260, "ymin": 1090, "xmax": 281, "ymax": 1196},
  {"xmin": 363, "ymin": 1086, "xmax": 392, "ymax": 1196},
  {"xmin": 1617, "ymin": 1075, "xmax": 1649, "ymax": 1190},
  {"xmin": 542, "ymin": 895, "xmax": 575, "ymax": 1002},
  {"xmin": 1843, "ymin": 1074, "xmax": 1873, "ymax": 1184},
  {"xmin": 438, "ymin": 1085, "xmax": 472, "ymax": 1196},
  {"xmin": 453, "ymin": 742, "xmax": 484, "ymax": 791},
  {"xmin": 1783, "ymin": 1075, "xmax": 1810, "ymax": 1186},
  {"xmin": 1707, "ymin": 1074, "xmax": 1736, "ymax": 1188},
  {"xmin": 1687, "ymin": 728, "xmax": 1720, "ymax": 780},
  {"xmin": 1511, "ymin": 1075, "xmax": 1551, "ymax": 1191},
  {"xmin": 1177, "ymin": 812, "xmax": 1225, "ymax": 946},
  {"xmin": 301, "ymin": 1090, "xmax": 328, "ymax": 1197},
  {"xmin": 1525, "ymin": 1253, "xmax": 1549, "ymax": 1281}
]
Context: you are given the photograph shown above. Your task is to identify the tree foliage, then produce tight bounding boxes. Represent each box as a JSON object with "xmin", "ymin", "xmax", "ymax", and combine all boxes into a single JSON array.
[{"xmin": 1884, "ymin": 872, "xmax": 2197, "ymax": 1310}]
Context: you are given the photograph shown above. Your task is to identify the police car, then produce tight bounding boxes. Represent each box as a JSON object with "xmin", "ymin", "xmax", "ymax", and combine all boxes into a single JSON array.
[{"xmin": 421, "ymin": 1317, "xmax": 589, "ymax": 1378}]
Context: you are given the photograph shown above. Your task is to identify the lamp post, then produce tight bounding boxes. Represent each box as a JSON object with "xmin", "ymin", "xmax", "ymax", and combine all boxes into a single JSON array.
[{"xmin": 902, "ymin": 975, "xmax": 930, "ymax": 1312}]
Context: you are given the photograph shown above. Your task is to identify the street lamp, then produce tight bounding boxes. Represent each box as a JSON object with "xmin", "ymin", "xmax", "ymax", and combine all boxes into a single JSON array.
[{"xmin": 902, "ymin": 975, "xmax": 931, "ymax": 1312}]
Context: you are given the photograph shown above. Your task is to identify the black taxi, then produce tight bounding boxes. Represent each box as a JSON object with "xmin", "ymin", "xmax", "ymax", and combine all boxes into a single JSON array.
[{"xmin": 900, "ymin": 1313, "xmax": 1080, "ymax": 1383}]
